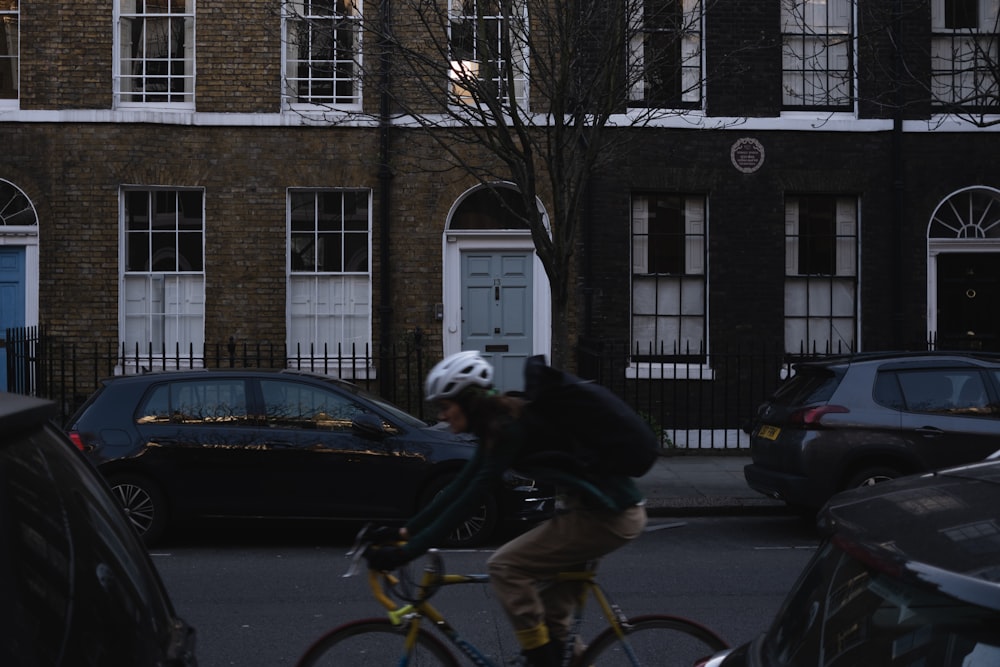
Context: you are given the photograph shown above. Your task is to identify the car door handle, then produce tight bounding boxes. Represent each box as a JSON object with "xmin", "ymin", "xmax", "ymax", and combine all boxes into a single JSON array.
[{"xmin": 915, "ymin": 426, "xmax": 945, "ymax": 437}]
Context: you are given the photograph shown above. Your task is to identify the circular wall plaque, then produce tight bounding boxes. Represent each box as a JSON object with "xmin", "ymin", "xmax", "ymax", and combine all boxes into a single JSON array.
[{"xmin": 731, "ymin": 137, "xmax": 765, "ymax": 174}]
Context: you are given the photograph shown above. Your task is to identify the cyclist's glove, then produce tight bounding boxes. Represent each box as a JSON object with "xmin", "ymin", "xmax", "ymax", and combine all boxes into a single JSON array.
[
  {"xmin": 364, "ymin": 544, "xmax": 410, "ymax": 571},
  {"xmin": 367, "ymin": 525, "xmax": 402, "ymax": 545}
]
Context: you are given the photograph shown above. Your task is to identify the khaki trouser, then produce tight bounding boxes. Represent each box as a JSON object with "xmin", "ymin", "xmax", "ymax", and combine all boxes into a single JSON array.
[{"xmin": 486, "ymin": 503, "xmax": 648, "ymax": 649}]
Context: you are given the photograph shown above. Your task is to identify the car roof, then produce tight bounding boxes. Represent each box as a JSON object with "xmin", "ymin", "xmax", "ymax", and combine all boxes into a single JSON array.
[
  {"xmin": 819, "ymin": 460, "xmax": 1000, "ymax": 611},
  {"xmin": 97, "ymin": 367, "xmax": 356, "ymax": 387},
  {"xmin": 0, "ymin": 392, "xmax": 58, "ymax": 436},
  {"xmin": 793, "ymin": 350, "xmax": 1000, "ymax": 371}
]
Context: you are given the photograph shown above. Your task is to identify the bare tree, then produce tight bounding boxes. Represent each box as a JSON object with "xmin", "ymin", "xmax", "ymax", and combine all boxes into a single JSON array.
[{"xmin": 278, "ymin": 0, "xmax": 712, "ymax": 367}]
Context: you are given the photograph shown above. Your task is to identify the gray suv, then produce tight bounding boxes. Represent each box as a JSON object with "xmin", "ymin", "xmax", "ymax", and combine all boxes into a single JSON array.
[{"xmin": 743, "ymin": 351, "xmax": 1000, "ymax": 511}]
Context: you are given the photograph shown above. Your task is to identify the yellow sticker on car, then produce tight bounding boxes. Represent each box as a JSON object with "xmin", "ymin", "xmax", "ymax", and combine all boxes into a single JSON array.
[{"xmin": 757, "ymin": 425, "xmax": 781, "ymax": 440}]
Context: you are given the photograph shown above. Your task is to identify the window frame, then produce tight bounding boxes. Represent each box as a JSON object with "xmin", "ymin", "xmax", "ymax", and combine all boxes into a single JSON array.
[
  {"xmin": 119, "ymin": 186, "xmax": 207, "ymax": 368},
  {"xmin": 784, "ymin": 194, "xmax": 859, "ymax": 356},
  {"xmin": 282, "ymin": 0, "xmax": 363, "ymax": 110},
  {"xmin": 448, "ymin": 0, "xmax": 530, "ymax": 110},
  {"xmin": 628, "ymin": 192, "xmax": 710, "ymax": 378},
  {"xmin": 286, "ymin": 188, "xmax": 373, "ymax": 378},
  {"xmin": 115, "ymin": 0, "xmax": 196, "ymax": 109},
  {"xmin": 627, "ymin": 0, "xmax": 703, "ymax": 109},
  {"xmin": 930, "ymin": 0, "xmax": 1000, "ymax": 111},
  {"xmin": 0, "ymin": 0, "xmax": 18, "ymax": 106},
  {"xmin": 780, "ymin": 0, "xmax": 855, "ymax": 111}
]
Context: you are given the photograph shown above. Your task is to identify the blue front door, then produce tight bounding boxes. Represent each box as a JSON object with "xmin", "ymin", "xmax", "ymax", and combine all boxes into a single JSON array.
[
  {"xmin": 0, "ymin": 247, "xmax": 26, "ymax": 390},
  {"xmin": 461, "ymin": 251, "xmax": 533, "ymax": 393}
]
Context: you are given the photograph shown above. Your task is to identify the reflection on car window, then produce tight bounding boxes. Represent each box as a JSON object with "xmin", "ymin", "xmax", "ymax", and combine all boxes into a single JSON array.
[
  {"xmin": 764, "ymin": 542, "xmax": 1000, "ymax": 666},
  {"xmin": 895, "ymin": 370, "xmax": 993, "ymax": 416},
  {"xmin": 0, "ymin": 427, "xmax": 173, "ymax": 665},
  {"xmin": 261, "ymin": 379, "xmax": 368, "ymax": 431},
  {"xmin": 137, "ymin": 379, "xmax": 250, "ymax": 425},
  {"xmin": 772, "ymin": 369, "xmax": 840, "ymax": 406},
  {"xmin": 873, "ymin": 372, "xmax": 904, "ymax": 410}
]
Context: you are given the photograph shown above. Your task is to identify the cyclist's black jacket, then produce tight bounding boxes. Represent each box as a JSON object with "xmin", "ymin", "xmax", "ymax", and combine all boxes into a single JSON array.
[{"xmin": 401, "ymin": 416, "xmax": 644, "ymax": 559}]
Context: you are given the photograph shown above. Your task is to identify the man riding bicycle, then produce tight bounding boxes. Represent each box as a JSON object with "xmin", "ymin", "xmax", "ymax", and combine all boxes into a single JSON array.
[{"xmin": 363, "ymin": 351, "xmax": 648, "ymax": 667}]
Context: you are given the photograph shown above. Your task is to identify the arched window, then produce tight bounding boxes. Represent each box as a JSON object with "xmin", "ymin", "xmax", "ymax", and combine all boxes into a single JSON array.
[
  {"xmin": 450, "ymin": 186, "xmax": 530, "ymax": 230},
  {"xmin": 0, "ymin": 179, "xmax": 38, "ymax": 227},
  {"xmin": 929, "ymin": 187, "xmax": 1000, "ymax": 239}
]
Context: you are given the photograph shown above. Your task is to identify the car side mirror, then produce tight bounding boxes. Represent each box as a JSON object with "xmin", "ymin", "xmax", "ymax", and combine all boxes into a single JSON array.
[{"xmin": 352, "ymin": 412, "xmax": 388, "ymax": 439}]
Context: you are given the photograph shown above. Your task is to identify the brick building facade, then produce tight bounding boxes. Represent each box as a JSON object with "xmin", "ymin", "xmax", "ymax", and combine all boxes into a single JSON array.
[{"xmin": 2, "ymin": 0, "xmax": 999, "ymax": 417}]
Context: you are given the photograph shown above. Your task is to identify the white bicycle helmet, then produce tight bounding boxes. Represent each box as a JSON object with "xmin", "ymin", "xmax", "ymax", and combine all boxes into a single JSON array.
[{"xmin": 425, "ymin": 351, "xmax": 494, "ymax": 401}]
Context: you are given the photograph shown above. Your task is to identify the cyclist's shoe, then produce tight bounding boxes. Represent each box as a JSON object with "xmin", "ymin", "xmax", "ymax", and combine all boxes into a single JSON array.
[{"xmin": 517, "ymin": 641, "xmax": 560, "ymax": 667}]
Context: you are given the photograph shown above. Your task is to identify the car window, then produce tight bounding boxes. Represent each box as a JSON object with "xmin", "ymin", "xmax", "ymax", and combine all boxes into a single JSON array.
[
  {"xmin": 770, "ymin": 367, "xmax": 841, "ymax": 406},
  {"xmin": 0, "ymin": 424, "xmax": 177, "ymax": 664},
  {"xmin": 261, "ymin": 379, "xmax": 369, "ymax": 431},
  {"xmin": 895, "ymin": 369, "xmax": 991, "ymax": 416},
  {"xmin": 764, "ymin": 542, "xmax": 1000, "ymax": 666},
  {"xmin": 873, "ymin": 371, "xmax": 905, "ymax": 409},
  {"xmin": 137, "ymin": 379, "xmax": 250, "ymax": 425}
]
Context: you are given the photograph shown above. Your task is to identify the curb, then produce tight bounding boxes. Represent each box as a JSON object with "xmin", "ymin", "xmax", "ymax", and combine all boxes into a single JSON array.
[{"xmin": 643, "ymin": 496, "xmax": 790, "ymax": 518}]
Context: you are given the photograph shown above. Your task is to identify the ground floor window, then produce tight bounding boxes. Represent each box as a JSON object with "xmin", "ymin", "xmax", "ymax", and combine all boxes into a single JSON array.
[
  {"xmin": 630, "ymin": 193, "xmax": 706, "ymax": 362},
  {"xmin": 287, "ymin": 189, "xmax": 372, "ymax": 371},
  {"xmin": 121, "ymin": 187, "xmax": 205, "ymax": 360},
  {"xmin": 784, "ymin": 194, "xmax": 857, "ymax": 354}
]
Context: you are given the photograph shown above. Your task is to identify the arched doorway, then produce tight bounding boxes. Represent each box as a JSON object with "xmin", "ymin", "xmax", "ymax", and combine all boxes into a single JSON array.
[
  {"xmin": 0, "ymin": 179, "xmax": 40, "ymax": 389},
  {"xmin": 927, "ymin": 186, "xmax": 1000, "ymax": 351},
  {"xmin": 442, "ymin": 184, "xmax": 551, "ymax": 393}
]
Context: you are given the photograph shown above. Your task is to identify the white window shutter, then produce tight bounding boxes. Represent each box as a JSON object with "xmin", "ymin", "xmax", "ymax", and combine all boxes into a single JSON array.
[
  {"xmin": 685, "ymin": 197, "xmax": 704, "ymax": 275},
  {"xmin": 632, "ymin": 196, "xmax": 649, "ymax": 273},
  {"xmin": 836, "ymin": 197, "xmax": 857, "ymax": 277},
  {"xmin": 785, "ymin": 199, "xmax": 799, "ymax": 275}
]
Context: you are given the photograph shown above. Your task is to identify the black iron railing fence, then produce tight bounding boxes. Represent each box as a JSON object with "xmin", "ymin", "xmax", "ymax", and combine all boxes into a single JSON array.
[
  {"xmin": 4, "ymin": 328, "xmax": 428, "ymax": 425},
  {"xmin": 3, "ymin": 326, "xmax": 942, "ymax": 450}
]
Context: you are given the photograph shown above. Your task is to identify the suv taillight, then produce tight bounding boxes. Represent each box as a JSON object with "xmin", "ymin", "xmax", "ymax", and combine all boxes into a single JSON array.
[
  {"xmin": 67, "ymin": 431, "xmax": 85, "ymax": 451},
  {"xmin": 789, "ymin": 404, "xmax": 849, "ymax": 427}
]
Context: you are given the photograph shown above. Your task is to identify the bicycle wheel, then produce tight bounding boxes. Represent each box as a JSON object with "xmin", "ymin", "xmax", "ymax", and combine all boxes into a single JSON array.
[
  {"xmin": 577, "ymin": 614, "xmax": 727, "ymax": 667},
  {"xmin": 296, "ymin": 618, "xmax": 461, "ymax": 667}
]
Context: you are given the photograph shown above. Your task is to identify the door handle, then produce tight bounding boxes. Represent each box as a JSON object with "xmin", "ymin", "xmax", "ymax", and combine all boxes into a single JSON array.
[
  {"xmin": 915, "ymin": 426, "xmax": 944, "ymax": 437},
  {"xmin": 494, "ymin": 278, "xmax": 501, "ymax": 301}
]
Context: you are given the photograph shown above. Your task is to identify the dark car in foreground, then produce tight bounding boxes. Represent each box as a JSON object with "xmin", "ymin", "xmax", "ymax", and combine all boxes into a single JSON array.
[
  {"xmin": 744, "ymin": 351, "xmax": 1000, "ymax": 512},
  {"xmin": 0, "ymin": 392, "xmax": 197, "ymax": 666},
  {"xmin": 66, "ymin": 369, "xmax": 552, "ymax": 546},
  {"xmin": 702, "ymin": 460, "xmax": 1000, "ymax": 667}
]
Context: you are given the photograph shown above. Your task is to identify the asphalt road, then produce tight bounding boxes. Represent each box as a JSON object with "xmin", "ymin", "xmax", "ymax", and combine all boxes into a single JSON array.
[{"xmin": 153, "ymin": 515, "xmax": 820, "ymax": 666}]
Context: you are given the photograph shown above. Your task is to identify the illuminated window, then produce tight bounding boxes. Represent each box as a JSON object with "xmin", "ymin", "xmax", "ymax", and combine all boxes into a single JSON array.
[{"xmin": 449, "ymin": 0, "xmax": 528, "ymax": 108}]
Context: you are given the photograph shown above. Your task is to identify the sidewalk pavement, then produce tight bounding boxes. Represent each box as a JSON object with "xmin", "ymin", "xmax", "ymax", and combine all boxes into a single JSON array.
[{"xmin": 635, "ymin": 454, "xmax": 789, "ymax": 516}]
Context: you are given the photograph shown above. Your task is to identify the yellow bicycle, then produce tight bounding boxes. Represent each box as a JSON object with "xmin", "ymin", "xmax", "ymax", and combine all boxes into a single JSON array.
[{"xmin": 295, "ymin": 525, "xmax": 728, "ymax": 666}]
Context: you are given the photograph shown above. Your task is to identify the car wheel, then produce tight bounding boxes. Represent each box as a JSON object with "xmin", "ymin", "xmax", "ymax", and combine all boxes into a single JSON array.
[
  {"xmin": 107, "ymin": 474, "xmax": 168, "ymax": 545},
  {"xmin": 845, "ymin": 466, "xmax": 901, "ymax": 491},
  {"xmin": 420, "ymin": 476, "xmax": 499, "ymax": 548}
]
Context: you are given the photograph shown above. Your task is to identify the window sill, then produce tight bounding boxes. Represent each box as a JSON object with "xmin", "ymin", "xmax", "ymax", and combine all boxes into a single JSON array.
[
  {"xmin": 285, "ymin": 361, "xmax": 377, "ymax": 381},
  {"xmin": 626, "ymin": 362, "xmax": 715, "ymax": 381},
  {"xmin": 115, "ymin": 358, "xmax": 205, "ymax": 376}
]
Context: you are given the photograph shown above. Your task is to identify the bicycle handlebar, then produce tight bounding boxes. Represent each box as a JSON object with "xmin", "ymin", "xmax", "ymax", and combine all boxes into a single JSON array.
[{"xmin": 342, "ymin": 523, "xmax": 446, "ymax": 605}]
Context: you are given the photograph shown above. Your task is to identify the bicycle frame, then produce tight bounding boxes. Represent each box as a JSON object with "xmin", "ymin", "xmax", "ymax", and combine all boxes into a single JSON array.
[{"xmin": 366, "ymin": 562, "xmax": 637, "ymax": 667}]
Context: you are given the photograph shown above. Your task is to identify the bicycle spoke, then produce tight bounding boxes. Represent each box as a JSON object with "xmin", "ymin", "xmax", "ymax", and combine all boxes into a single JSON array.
[
  {"xmin": 296, "ymin": 619, "xmax": 460, "ymax": 667},
  {"xmin": 578, "ymin": 615, "xmax": 727, "ymax": 667}
]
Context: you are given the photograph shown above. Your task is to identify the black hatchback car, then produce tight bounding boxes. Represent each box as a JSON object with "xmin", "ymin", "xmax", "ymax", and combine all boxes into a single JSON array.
[
  {"xmin": 66, "ymin": 369, "xmax": 552, "ymax": 546},
  {"xmin": 744, "ymin": 351, "xmax": 1000, "ymax": 512},
  {"xmin": 701, "ymin": 460, "xmax": 1000, "ymax": 667},
  {"xmin": 0, "ymin": 392, "xmax": 197, "ymax": 666}
]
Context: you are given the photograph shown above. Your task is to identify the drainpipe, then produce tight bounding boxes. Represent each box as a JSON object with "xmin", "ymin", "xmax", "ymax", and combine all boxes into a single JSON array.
[
  {"xmin": 378, "ymin": 0, "xmax": 394, "ymax": 396},
  {"xmin": 890, "ymin": 0, "xmax": 904, "ymax": 348}
]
